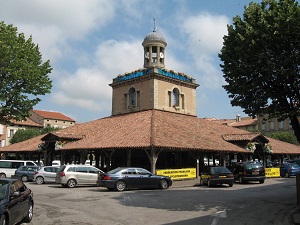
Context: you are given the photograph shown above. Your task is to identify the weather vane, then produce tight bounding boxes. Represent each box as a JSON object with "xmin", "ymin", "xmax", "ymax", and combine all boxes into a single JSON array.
[{"xmin": 152, "ymin": 18, "xmax": 157, "ymax": 32}]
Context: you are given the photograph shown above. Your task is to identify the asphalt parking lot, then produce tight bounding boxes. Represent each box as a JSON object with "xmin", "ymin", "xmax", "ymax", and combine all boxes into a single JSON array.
[{"xmin": 25, "ymin": 177, "xmax": 298, "ymax": 225}]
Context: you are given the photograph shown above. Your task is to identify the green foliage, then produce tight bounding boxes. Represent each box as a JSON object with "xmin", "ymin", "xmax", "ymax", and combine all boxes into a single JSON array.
[
  {"xmin": 219, "ymin": 0, "xmax": 300, "ymax": 143},
  {"xmin": 41, "ymin": 126, "xmax": 60, "ymax": 134},
  {"xmin": 0, "ymin": 21, "xmax": 52, "ymax": 123},
  {"xmin": 267, "ymin": 131, "xmax": 298, "ymax": 145},
  {"xmin": 10, "ymin": 128, "xmax": 40, "ymax": 144},
  {"xmin": 9, "ymin": 126, "xmax": 60, "ymax": 144}
]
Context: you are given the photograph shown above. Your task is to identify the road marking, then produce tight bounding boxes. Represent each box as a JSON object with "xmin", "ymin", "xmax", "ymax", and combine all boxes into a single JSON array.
[{"xmin": 211, "ymin": 210, "xmax": 227, "ymax": 225}]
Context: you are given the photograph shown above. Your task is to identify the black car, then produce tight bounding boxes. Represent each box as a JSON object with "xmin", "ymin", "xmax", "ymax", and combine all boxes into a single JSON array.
[
  {"xmin": 230, "ymin": 161, "xmax": 265, "ymax": 184},
  {"xmin": 0, "ymin": 178, "xmax": 34, "ymax": 225},
  {"xmin": 97, "ymin": 167, "xmax": 173, "ymax": 191},
  {"xmin": 200, "ymin": 166, "xmax": 234, "ymax": 187}
]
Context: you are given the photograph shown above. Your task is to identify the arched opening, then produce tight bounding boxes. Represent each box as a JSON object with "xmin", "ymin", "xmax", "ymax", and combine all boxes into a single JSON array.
[
  {"xmin": 129, "ymin": 88, "xmax": 136, "ymax": 108},
  {"xmin": 172, "ymin": 88, "xmax": 180, "ymax": 106}
]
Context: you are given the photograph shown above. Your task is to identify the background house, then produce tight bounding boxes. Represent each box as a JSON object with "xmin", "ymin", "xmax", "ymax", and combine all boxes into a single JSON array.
[
  {"xmin": 0, "ymin": 118, "xmax": 42, "ymax": 147},
  {"xmin": 29, "ymin": 109, "xmax": 75, "ymax": 129},
  {"xmin": 0, "ymin": 110, "xmax": 76, "ymax": 147}
]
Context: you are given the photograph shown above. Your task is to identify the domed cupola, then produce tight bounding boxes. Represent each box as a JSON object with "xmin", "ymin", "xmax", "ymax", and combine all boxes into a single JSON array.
[{"xmin": 142, "ymin": 20, "xmax": 167, "ymax": 69}]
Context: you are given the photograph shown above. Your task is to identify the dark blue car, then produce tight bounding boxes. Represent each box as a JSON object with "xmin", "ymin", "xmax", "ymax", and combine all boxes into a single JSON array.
[
  {"xmin": 278, "ymin": 163, "xmax": 300, "ymax": 177},
  {"xmin": 0, "ymin": 178, "xmax": 34, "ymax": 224},
  {"xmin": 97, "ymin": 167, "xmax": 172, "ymax": 191}
]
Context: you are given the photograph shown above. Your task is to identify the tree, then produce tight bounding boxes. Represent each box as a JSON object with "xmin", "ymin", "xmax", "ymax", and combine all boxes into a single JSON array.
[
  {"xmin": 219, "ymin": 0, "xmax": 300, "ymax": 143},
  {"xmin": 0, "ymin": 21, "xmax": 52, "ymax": 123},
  {"xmin": 10, "ymin": 126, "xmax": 60, "ymax": 144},
  {"xmin": 268, "ymin": 131, "xmax": 298, "ymax": 145},
  {"xmin": 9, "ymin": 128, "xmax": 40, "ymax": 144}
]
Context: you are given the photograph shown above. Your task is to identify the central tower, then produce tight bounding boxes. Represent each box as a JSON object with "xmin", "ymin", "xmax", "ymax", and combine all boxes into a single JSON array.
[
  {"xmin": 142, "ymin": 25, "xmax": 166, "ymax": 69},
  {"xmin": 109, "ymin": 24, "xmax": 199, "ymax": 116}
]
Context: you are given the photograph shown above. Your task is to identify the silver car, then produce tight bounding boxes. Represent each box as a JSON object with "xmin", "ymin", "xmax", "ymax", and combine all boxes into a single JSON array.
[
  {"xmin": 33, "ymin": 166, "xmax": 60, "ymax": 184},
  {"xmin": 55, "ymin": 165, "xmax": 104, "ymax": 188}
]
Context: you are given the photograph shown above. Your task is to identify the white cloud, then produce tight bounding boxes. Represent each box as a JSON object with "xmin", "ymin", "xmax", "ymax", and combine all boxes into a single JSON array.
[
  {"xmin": 180, "ymin": 12, "xmax": 229, "ymax": 89},
  {"xmin": 94, "ymin": 40, "xmax": 143, "ymax": 76},
  {"xmin": 182, "ymin": 12, "xmax": 229, "ymax": 54},
  {"xmin": 51, "ymin": 39, "xmax": 144, "ymax": 112},
  {"xmin": 51, "ymin": 68, "xmax": 111, "ymax": 111},
  {"xmin": 0, "ymin": 0, "xmax": 116, "ymax": 62}
]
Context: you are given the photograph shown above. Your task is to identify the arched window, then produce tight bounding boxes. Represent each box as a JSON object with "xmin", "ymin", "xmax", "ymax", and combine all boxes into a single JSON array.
[
  {"xmin": 172, "ymin": 88, "xmax": 180, "ymax": 106},
  {"xmin": 129, "ymin": 88, "xmax": 136, "ymax": 108}
]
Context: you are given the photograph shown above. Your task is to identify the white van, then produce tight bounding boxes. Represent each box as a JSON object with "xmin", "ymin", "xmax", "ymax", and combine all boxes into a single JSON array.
[
  {"xmin": 52, "ymin": 160, "xmax": 61, "ymax": 167},
  {"xmin": 0, "ymin": 160, "xmax": 38, "ymax": 178}
]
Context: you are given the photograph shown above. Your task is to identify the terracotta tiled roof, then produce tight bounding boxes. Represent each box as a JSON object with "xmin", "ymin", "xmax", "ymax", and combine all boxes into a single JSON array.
[
  {"xmin": 222, "ymin": 133, "xmax": 266, "ymax": 142},
  {"xmin": 267, "ymin": 137, "xmax": 300, "ymax": 154},
  {"xmin": 44, "ymin": 110, "xmax": 249, "ymax": 152},
  {"xmin": 8, "ymin": 118, "xmax": 43, "ymax": 128},
  {"xmin": 229, "ymin": 119, "xmax": 258, "ymax": 127},
  {"xmin": 214, "ymin": 118, "xmax": 257, "ymax": 127},
  {"xmin": 31, "ymin": 109, "xmax": 75, "ymax": 122},
  {"xmin": 1, "ymin": 110, "xmax": 299, "ymax": 154},
  {"xmin": 42, "ymin": 132, "xmax": 83, "ymax": 141},
  {"xmin": 0, "ymin": 134, "xmax": 44, "ymax": 152}
]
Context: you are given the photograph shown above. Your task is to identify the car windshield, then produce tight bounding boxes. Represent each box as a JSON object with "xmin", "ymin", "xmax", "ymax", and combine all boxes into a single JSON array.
[
  {"xmin": 0, "ymin": 180, "xmax": 9, "ymax": 200},
  {"xmin": 246, "ymin": 162, "xmax": 263, "ymax": 170},
  {"xmin": 211, "ymin": 167, "xmax": 231, "ymax": 174},
  {"xmin": 288, "ymin": 163, "xmax": 299, "ymax": 168}
]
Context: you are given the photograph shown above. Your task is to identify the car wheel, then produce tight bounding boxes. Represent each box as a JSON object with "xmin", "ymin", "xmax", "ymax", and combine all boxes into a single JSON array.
[
  {"xmin": 35, "ymin": 176, "xmax": 44, "ymax": 185},
  {"xmin": 0, "ymin": 173, "xmax": 6, "ymax": 178},
  {"xmin": 259, "ymin": 180, "xmax": 264, "ymax": 184},
  {"xmin": 67, "ymin": 179, "xmax": 77, "ymax": 188},
  {"xmin": 199, "ymin": 178, "xmax": 204, "ymax": 186},
  {"xmin": 115, "ymin": 180, "xmax": 126, "ymax": 191},
  {"xmin": 159, "ymin": 179, "xmax": 169, "ymax": 189},
  {"xmin": 21, "ymin": 175, "xmax": 29, "ymax": 182},
  {"xmin": 0, "ymin": 214, "xmax": 7, "ymax": 225},
  {"xmin": 239, "ymin": 176, "xmax": 244, "ymax": 184},
  {"xmin": 229, "ymin": 182, "xmax": 233, "ymax": 187},
  {"xmin": 21, "ymin": 201, "xmax": 33, "ymax": 223}
]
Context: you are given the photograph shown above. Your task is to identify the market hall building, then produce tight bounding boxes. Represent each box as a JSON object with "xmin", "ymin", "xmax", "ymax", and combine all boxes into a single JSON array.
[{"xmin": 1, "ymin": 28, "xmax": 300, "ymax": 175}]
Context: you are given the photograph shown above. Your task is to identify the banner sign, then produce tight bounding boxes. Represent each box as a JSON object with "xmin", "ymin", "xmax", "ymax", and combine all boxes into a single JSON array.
[
  {"xmin": 265, "ymin": 168, "xmax": 280, "ymax": 178},
  {"xmin": 156, "ymin": 168, "xmax": 197, "ymax": 180}
]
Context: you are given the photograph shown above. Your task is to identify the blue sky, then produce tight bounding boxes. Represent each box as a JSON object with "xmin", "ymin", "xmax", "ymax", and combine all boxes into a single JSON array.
[{"xmin": 0, "ymin": 0, "xmax": 261, "ymax": 123}]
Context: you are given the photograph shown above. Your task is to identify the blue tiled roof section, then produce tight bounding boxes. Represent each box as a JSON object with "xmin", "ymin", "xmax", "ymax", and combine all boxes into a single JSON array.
[
  {"xmin": 113, "ymin": 68, "xmax": 193, "ymax": 83},
  {"xmin": 157, "ymin": 69, "xmax": 193, "ymax": 83},
  {"xmin": 115, "ymin": 70, "xmax": 148, "ymax": 82}
]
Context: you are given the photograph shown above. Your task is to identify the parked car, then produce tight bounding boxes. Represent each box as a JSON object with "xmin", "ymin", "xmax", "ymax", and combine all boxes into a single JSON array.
[
  {"xmin": 0, "ymin": 178, "xmax": 34, "ymax": 224},
  {"xmin": 13, "ymin": 166, "xmax": 41, "ymax": 182},
  {"xmin": 0, "ymin": 160, "xmax": 39, "ymax": 178},
  {"xmin": 33, "ymin": 166, "xmax": 60, "ymax": 184},
  {"xmin": 200, "ymin": 166, "xmax": 234, "ymax": 187},
  {"xmin": 276, "ymin": 163, "xmax": 300, "ymax": 177},
  {"xmin": 52, "ymin": 160, "xmax": 61, "ymax": 167},
  {"xmin": 230, "ymin": 161, "xmax": 265, "ymax": 184},
  {"xmin": 97, "ymin": 167, "xmax": 173, "ymax": 191},
  {"xmin": 55, "ymin": 165, "xmax": 104, "ymax": 188},
  {"xmin": 291, "ymin": 159, "xmax": 300, "ymax": 167},
  {"xmin": 85, "ymin": 160, "xmax": 96, "ymax": 166}
]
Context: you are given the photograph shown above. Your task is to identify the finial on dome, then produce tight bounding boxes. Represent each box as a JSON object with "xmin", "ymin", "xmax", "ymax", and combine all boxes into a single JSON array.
[{"xmin": 152, "ymin": 18, "xmax": 157, "ymax": 32}]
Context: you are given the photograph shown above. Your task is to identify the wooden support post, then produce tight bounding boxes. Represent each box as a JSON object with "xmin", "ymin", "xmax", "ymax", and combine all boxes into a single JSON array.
[{"xmin": 127, "ymin": 149, "xmax": 131, "ymax": 167}]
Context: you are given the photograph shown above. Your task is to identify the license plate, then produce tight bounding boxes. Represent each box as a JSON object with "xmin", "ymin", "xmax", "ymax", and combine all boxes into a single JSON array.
[
  {"xmin": 219, "ymin": 176, "xmax": 226, "ymax": 178},
  {"xmin": 252, "ymin": 172, "xmax": 259, "ymax": 175}
]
